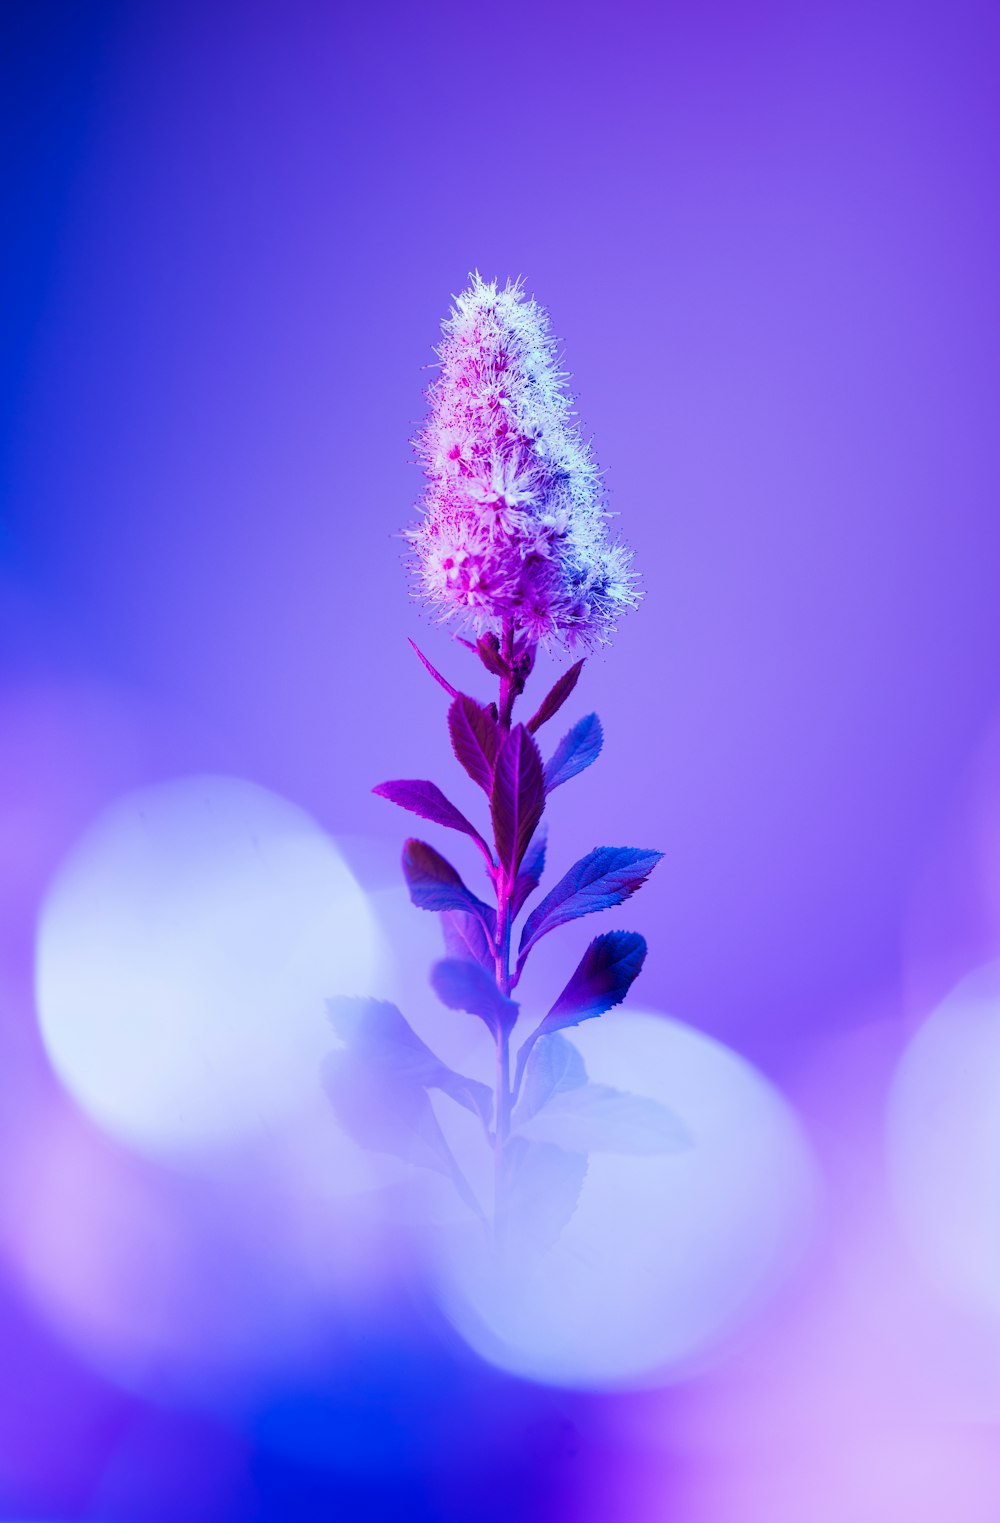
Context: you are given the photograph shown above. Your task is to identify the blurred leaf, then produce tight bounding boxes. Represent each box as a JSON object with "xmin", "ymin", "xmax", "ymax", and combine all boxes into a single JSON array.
[
  {"xmin": 328, "ymin": 995, "xmax": 493, "ymax": 1124},
  {"xmin": 526, "ymin": 659, "xmax": 585, "ymax": 733},
  {"xmin": 518, "ymin": 847, "xmax": 662, "ymax": 962},
  {"xmin": 516, "ymin": 1082, "xmax": 689, "ymax": 1155},
  {"xmin": 503, "ymin": 1136, "xmax": 588, "ymax": 1256},
  {"xmin": 544, "ymin": 713, "xmax": 603, "ymax": 792},
  {"xmin": 491, "ymin": 724, "xmax": 545, "ymax": 877},
  {"xmin": 431, "ymin": 957, "xmax": 517, "ymax": 1035},
  {"xmin": 513, "ymin": 1032, "xmax": 588, "ymax": 1125}
]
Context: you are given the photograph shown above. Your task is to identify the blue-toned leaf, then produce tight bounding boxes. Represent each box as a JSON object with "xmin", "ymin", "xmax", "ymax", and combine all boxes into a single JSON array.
[
  {"xmin": 518, "ymin": 847, "xmax": 662, "ymax": 962},
  {"xmin": 515, "ymin": 1082, "xmax": 690, "ymax": 1155},
  {"xmin": 491, "ymin": 724, "xmax": 545, "ymax": 877},
  {"xmin": 441, "ymin": 909, "xmax": 494, "ymax": 972},
  {"xmin": 401, "ymin": 839, "xmax": 496, "ymax": 933},
  {"xmin": 503, "ymin": 1137, "xmax": 588, "ymax": 1257},
  {"xmin": 430, "ymin": 957, "xmax": 517, "ymax": 1035},
  {"xmin": 526, "ymin": 659, "xmax": 585, "ymax": 733},
  {"xmin": 544, "ymin": 930, "xmax": 647, "ymax": 1030},
  {"xmin": 323, "ymin": 1050, "xmax": 457, "ymax": 1176},
  {"xmin": 513, "ymin": 1032, "xmax": 587, "ymax": 1126},
  {"xmin": 327, "ymin": 995, "xmax": 493, "ymax": 1123},
  {"xmin": 448, "ymin": 695, "xmax": 500, "ymax": 793},
  {"xmin": 511, "ymin": 825, "xmax": 547, "ymax": 917},
  {"xmin": 544, "ymin": 713, "xmax": 603, "ymax": 792},
  {"xmin": 373, "ymin": 779, "xmax": 491, "ymax": 860},
  {"xmin": 408, "ymin": 637, "xmax": 459, "ymax": 698}
]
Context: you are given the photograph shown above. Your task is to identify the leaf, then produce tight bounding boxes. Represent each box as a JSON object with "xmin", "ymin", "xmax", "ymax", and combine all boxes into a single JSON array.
[
  {"xmin": 408, "ymin": 637, "xmax": 459, "ymax": 698},
  {"xmin": 513, "ymin": 1032, "xmax": 587, "ymax": 1126},
  {"xmin": 518, "ymin": 847, "xmax": 662, "ymax": 963},
  {"xmin": 373, "ymin": 779, "xmax": 492, "ymax": 860},
  {"xmin": 491, "ymin": 724, "xmax": 545, "ymax": 878},
  {"xmin": 441, "ymin": 909, "xmax": 494, "ymax": 972},
  {"xmin": 324, "ymin": 1050, "xmax": 459, "ymax": 1177},
  {"xmin": 544, "ymin": 713, "xmax": 603, "ymax": 792},
  {"xmin": 448, "ymin": 695, "xmax": 500, "ymax": 794},
  {"xmin": 430, "ymin": 958, "xmax": 517, "ymax": 1035},
  {"xmin": 545, "ymin": 930, "xmax": 648, "ymax": 1030},
  {"xmin": 402, "ymin": 839, "xmax": 496, "ymax": 934},
  {"xmin": 515, "ymin": 1083, "xmax": 690, "ymax": 1156},
  {"xmin": 502, "ymin": 1137, "xmax": 588, "ymax": 1257},
  {"xmin": 327, "ymin": 995, "xmax": 493, "ymax": 1123},
  {"xmin": 526, "ymin": 659, "xmax": 585, "ymax": 733},
  {"xmin": 511, "ymin": 825, "xmax": 547, "ymax": 917},
  {"xmin": 476, "ymin": 633, "xmax": 508, "ymax": 677}
]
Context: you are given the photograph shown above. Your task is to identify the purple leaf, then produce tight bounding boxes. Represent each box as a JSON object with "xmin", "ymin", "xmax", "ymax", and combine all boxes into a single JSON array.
[
  {"xmin": 491, "ymin": 724, "xmax": 545, "ymax": 878},
  {"xmin": 402, "ymin": 839, "xmax": 496, "ymax": 934},
  {"xmin": 327, "ymin": 996, "xmax": 493, "ymax": 1124},
  {"xmin": 476, "ymin": 633, "xmax": 508, "ymax": 677},
  {"xmin": 511, "ymin": 825, "xmax": 547, "ymax": 917},
  {"xmin": 408, "ymin": 638, "xmax": 459, "ymax": 698},
  {"xmin": 517, "ymin": 848, "xmax": 662, "ymax": 963},
  {"xmin": 441, "ymin": 909, "xmax": 494, "ymax": 972},
  {"xmin": 430, "ymin": 958, "xmax": 518, "ymax": 1035},
  {"xmin": 526, "ymin": 659, "xmax": 585, "ymax": 733},
  {"xmin": 448, "ymin": 695, "xmax": 501, "ymax": 794},
  {"xmin": 544, "ymin": 713, "xmax": 603, "ymax": 792},
  {"xmin": 374, "ymin": 779, "xmax": 492, "ymax": 861},
  {"xmin": 544, "ymin": 930, "xmax": 648, "ymax": 1030}
]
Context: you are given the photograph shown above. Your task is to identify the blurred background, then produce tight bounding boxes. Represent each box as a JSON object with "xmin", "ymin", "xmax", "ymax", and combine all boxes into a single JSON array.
[{"xmin": 3, "ymin": 0, "xmax": 1000, "ymax": 1517}]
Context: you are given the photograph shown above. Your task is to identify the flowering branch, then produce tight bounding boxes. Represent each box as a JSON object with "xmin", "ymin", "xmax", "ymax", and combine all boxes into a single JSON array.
[{"xmin": 325, "ymin": 277, "xmax": 686, "ymax": 1256}]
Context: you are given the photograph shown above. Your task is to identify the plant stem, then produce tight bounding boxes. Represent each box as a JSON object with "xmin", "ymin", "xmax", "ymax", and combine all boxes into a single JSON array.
[{"xmin": 492, "ymin": 614, "xmax": 518, "ymax": 1244}]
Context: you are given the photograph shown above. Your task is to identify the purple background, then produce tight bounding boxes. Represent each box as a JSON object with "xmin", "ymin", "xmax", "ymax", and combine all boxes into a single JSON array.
[{"xmin": 3, "ymin": 1, "xmax": 1000, "ymax": 1518}]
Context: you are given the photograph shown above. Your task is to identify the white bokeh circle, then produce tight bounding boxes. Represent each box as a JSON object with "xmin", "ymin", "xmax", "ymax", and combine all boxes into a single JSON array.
[{"xmin": 35, "ymin": 774, "xmax": 382, "ymax": 1159}]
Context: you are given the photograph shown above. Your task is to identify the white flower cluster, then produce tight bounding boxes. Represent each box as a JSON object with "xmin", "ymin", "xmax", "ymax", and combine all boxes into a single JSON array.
[{"xmin": 408, "ymin": 275, "xmax": 637, "ymax": 647}]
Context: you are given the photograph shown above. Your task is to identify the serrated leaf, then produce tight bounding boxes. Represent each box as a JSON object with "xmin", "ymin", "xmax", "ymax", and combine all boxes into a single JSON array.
[
  {"xmin": 430, "ymin": 957, "xmax": 517, "ymax": 1035},
  {"xmin": 491, "ymin": 724, "xmax": 545, "ymax": 878},
  {"xmin": 374, "ymin": 779, "xmax": 491, "ymax": 860},
  {"xmin": 511, "ymin": 825, "xmax": 547, "ymax": 918},
  {"xmin": 408, "ymin": 638, "xmax": 459, "ymax": 698},
  {"xmin": 526, "ymin": 659, "xmax": 585, "ymax": 733},
  {"xmin": 513, "ymin": 1032, "xmax": 588, "ymax": 1127},
  {"xmin": 518, "ymin": 847, "xmax": 662, "ymax": 963},
  {"xmin": 441, "ymin": 909, "xmax": 494, "ymax": 972},
  {"xmin": 515, "ymin": 1082, "xmax": 690, "ymax": 1155},
  {"xmin": 448, "ymin": 695, "xmax": 500, "ymax": 793},
  {"xmin": 323, "ymin": 1050, "xmax": 457, "ymax": 1175},
  {"xmin": 544, "ymin": 713, "xmax": 603, "ymax": 792},
  {"xmin": 327, "ymin": 995, "xmax": 493, "ymax": 1123},
  {"xmin": 401, "ymin": 839, "xmax": 496, "ymax": 934},
  {"xmin": 502, "ymin": 1137, "xmax": 588, "ymax": 1257},
  {"xmin": 545, "ymin": 930, "xmax": 648, "ymax": 1030}
]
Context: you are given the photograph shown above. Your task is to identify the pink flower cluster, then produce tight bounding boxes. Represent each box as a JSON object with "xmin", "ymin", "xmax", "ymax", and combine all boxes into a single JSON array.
[{"xmin": 408, "ymin": 275, "xmax": 637, "ymax": 647}]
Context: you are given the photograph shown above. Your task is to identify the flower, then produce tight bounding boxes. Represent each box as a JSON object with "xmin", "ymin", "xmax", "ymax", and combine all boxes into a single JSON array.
[{"xmin": 407, "ymin": 274, "xmax": 638, "ymax": 647}]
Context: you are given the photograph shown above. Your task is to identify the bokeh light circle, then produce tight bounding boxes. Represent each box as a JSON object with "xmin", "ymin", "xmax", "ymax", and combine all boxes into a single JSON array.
[
  {"xmin": 430, "ymin": 1009, "xmax": 818, "ymax": 1390},
  {"xmin": 887, "ymin": 960, "xmax": 1000, "ymax": 1320},
  {"xmin": 35, "ymin": 774, "xmax": 381, "ymax": 1159}
]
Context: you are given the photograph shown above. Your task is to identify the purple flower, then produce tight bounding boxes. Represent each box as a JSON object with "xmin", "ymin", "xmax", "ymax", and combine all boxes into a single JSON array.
[{"xmin": 408, "ymin": 275, "xmax": 638, "ymax": 648}]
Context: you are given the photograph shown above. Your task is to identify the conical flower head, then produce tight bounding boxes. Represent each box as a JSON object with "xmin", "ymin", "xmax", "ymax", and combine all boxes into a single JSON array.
[{"xmin": 408, "ymin": 275, "xmax": 638, "ymax": 648}]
